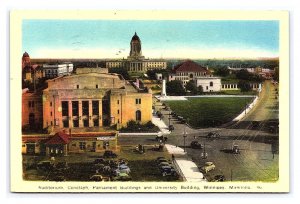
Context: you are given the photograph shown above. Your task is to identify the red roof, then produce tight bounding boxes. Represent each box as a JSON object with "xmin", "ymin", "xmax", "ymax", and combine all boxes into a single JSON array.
[
  {"xmin": 45, "ymin": 132, "xmax": 69, "ymax": 145},
  {"xmin": 174, "ymin": 60, "xmax": 210, "ymax": 73}
]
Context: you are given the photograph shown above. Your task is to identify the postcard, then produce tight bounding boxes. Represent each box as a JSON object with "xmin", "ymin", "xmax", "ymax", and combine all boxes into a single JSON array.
[{"xmin": 10, "ymin": 10, "xmax": 289, "ymax": 192}]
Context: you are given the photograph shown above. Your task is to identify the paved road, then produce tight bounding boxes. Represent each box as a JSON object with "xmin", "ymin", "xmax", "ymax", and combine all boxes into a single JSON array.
[{"xmin": 149, "ymin": 81, "xmax": 279, "ymax": 181}]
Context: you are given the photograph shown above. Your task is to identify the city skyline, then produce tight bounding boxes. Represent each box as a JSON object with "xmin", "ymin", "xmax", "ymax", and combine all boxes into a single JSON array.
[{"xmin": 23, "ymin": 20, "xmax": 279, "ymax": 59}]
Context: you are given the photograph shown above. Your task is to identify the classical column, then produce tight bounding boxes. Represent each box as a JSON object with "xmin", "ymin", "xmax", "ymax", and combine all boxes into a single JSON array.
[
  {"xmin": 89, "ymin": 100, "xmax": 93, "ymax": 127},
  {"xmin": 79, "ymin": 100, "xmax": 83, "ymax": 127}
]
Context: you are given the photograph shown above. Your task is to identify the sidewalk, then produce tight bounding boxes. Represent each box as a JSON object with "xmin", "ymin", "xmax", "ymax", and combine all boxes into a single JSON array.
[
  {"xmin": 152, "ymin": 114, "xmax": 171, "ymax": 135},
  {"xmin": 165, "ymin": 144, "xmax": 207, "ymax": 182}
]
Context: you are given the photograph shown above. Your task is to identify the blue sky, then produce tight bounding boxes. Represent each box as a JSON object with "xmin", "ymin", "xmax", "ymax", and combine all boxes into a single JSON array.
[{"xmin": 22, "ymin": 20, "xmax": 279, "ymax": 59}]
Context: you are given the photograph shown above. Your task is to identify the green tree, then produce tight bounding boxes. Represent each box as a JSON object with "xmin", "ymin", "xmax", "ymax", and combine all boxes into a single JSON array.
[
  {"xmin": 214, "ymin": 66, "xmax": 230, "ymax": 77},
  {"xmin": 197, "ymin": 85, "xmax": 203, "ymax": 94},
  {"xmin": 166, "ymin": 80, "xmax": 185, "ymax": 96},
  {"xmin": 185, "ymin": 80, "xmax": 198, "ymax": 95},
  {"xmin": 238, "ymin": 80, "xmax": 251, "ymax": 92}
]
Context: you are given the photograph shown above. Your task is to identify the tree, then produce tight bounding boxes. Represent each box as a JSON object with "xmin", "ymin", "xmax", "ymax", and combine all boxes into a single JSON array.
[
  {"xmin": 197, "ymin": 85, "xmax": 203, "ymax": 94},
  {"xmin": 166, "ymin": 80, "xmax": 185, "ymax": 96},
  {"xmin": 236, "ymin": 69, "xmax": 251, "ymax": 80},
  {"xmin": 214, "ymin": 66, "xmax": 230, "ymax": 77},
  {"xmin": 238, "ymin": 80, "xmax": 251, "ymax": 92},
  {"xmin": 185, "ymin": 80, "xmax": 198, "ymax": 95}
]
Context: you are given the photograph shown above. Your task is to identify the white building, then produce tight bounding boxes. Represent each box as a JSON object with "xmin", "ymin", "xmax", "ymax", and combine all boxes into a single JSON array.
[
  {"xmin": 195, "ymin": 77, "xmax": 222, "ymax": 92},
  {"xmin": 43, "ymin": 63, "xmax": 74, "ymax": 79}
]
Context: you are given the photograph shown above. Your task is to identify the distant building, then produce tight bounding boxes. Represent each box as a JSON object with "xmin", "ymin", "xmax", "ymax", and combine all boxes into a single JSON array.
[
  {"xmin": 168, "ymin": 60, "xmax": 212, "ymax": 85},
  {"xmin": 228, "ymin": 66, "xmax": 275, "ymax": 79},
  {"xmin": 42, "ymin": 62, "xmax": 73, "ymax": 79},
  {"xmin": 22, "ymin": 52, "xmax": 43, "ymax": 83},
  {"xmin": 42, "ymin": 68, "xmax": 152, "ymax": 130},
  {"xmin": 106, "ymin": 32, "xmax": 167, "ymax": 72},
  {"xmin": 195, "ymin": 77, "xmax": 222, "ymax": 92},
  {"xmin": 22, "ymin": 89, "xmax": 43, "ymax": 129}
]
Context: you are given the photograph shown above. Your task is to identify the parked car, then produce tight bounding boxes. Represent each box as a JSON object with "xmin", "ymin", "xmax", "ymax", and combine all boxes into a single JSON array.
[
  {"xmin": 103, "ymin": 150, "xmax": 118, "ymax": 158},
  {"xmin": 201, "ymin": 162, "xmax": 216, "ymax": 173},
  {"xmin": 89, "ymin": 174, "xmax": 104, "ymax": 181},
  {"xmin": 190, "ymin": 141, "xmax": 204, "ymax": 149},
  {"xmin": 214, "ymin": 175, "xmax": 225, "ymax": 182},
  {"xmin": 37, "ymin": 161, "xmax": 54, "ymax": 171},
  {"xmin": 158, "ymin": 162, "xmax": 171, "ymax": 169},
  {"xmin": 112, "ymin": 173, "xmax": 132, "ymax": 181},
  {"xmin": 156, "ymin": 158, "xmax": 168, "ymax": 164},
  {"xmin": 93, "ymin": 158, "xmax": 105, "ymax": 164},
  {"xmin": 169, "ymin": 125, "xmax": 175, "ymax": 131},
  {"xmin": 206, "ymin": 132, "xmax": 220, "ymax": 139},
  {"xmin": 119, "ymin": 164, "xmax": 131, "ymax": 174},
  {"xmin": 160, "ymin": 166, "xmax": 177, "ymax": 177},
  {"xmin": 48, "ymin": 175, "xmax": 66, "ymax": 182}
]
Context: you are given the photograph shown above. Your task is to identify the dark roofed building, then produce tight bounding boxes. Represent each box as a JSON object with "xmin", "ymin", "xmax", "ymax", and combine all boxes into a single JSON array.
[{"xmin": 169, "ymin": 60, "xmax": 212, "ymax": 85}]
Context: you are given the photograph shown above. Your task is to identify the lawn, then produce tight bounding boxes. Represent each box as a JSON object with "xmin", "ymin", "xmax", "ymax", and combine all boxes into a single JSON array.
[{"xmin": 165, "ymin": 97, "xmax": 254, "ymax": 128}]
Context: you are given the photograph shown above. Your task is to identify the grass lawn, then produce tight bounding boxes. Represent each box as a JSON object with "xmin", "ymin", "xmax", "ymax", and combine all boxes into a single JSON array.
[
  {"xmin": 165, "ymin": 97, "xmax": 254, "ymax": 128},
  {"xmin": 220, "ymin": 90, "xmax": 257, "ymax": 95}
]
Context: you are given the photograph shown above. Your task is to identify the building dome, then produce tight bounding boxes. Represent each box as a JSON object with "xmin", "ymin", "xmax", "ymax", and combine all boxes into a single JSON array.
[{"xmin": 23, "ymin": 52, "xmax": 30, "ymax": 58}]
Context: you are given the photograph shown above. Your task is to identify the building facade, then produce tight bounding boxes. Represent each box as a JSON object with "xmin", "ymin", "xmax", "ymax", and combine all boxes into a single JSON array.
[
  {"xmin": 42, "ymin": 68, "xmax": 152, "ymax": 130},
  {"xmin": 106, "ymin": 32, "xmax": 167, "ymax": 72},
  {"xmin": 195, "ymin": 77, "xmax": 222, "ymax": 92},
  {"xmin": 168, "ymin": 60, "xmax": 212, "ymax": 85},
  {"xmin": 22, "ymin": 90, "xmax": 43, "ymax": 130},
  {"xmin": 42, "ymin": 63, "xmax": 74, "ymax": 79}
]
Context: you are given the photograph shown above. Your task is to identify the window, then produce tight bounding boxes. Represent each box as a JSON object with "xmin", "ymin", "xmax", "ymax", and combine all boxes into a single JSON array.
[
  {"xmin": 136, "ymin": 110, "xmax": 141, "ymax": 122},
  {"xmin": 79, "ymin": 142, "xmax": 86, "ymax": 150},
  {"xmin": 117, "ymin": 100, "xmax": 119, "ymax": 104},
  {"xmin": 61, "ymin": 101, "xmax": 69, "ymax": 116},
  {"xmin": 210, "ymin": 82, "xmax": 213, "ymax": 87},
  {"xmin": 136, "ymin": 98, "xmax": 141, "ymax": 104},
  {"xmin": 50, "ymin": 111, "xmax": 52, "ymax": 116},
  {"xmin": 117, "ymin": 110, "xmax": 119, "ymax": 114},
  {"xmin": 77, "ymin": 85, "xmax": 79, "ymax": 89},
  {"xmin": 96, "ymin": 84, "xmax": 98, "ymax": 89},
  {"xmin": 63, "ymin": 120, "xmax": 69, "ymax": 128},
  {"xmin": 50, "ymin": 102, "xmax": 52, "ymax": 107},
  {"xmin": 32, "ymin": 101, "xmax": 35, "ymax": 107}
]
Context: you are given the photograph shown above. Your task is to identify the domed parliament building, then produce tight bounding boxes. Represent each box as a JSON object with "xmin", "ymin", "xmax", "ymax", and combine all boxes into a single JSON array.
[{"xmin": 106, "ymin": 32, "xmax": 167, "ymax": 72}]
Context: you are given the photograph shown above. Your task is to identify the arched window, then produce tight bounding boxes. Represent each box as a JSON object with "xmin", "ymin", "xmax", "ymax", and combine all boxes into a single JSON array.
[
  {"xmin": 189, "ymin": 74, "xmax": 193, "ymax": 78},
  {"xmin": 136, "ymin": 110, "xmax": 141, "ymax": 122},
  {"xmin": 210, "ymin": 82, "xmax": 213, "ymax": 87}
]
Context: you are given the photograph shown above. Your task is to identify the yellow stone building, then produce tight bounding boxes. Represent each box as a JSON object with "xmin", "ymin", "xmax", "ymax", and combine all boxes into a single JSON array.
[{"xmin": 42, "ymin": 68, "xmax": 152, "ymax": 130}]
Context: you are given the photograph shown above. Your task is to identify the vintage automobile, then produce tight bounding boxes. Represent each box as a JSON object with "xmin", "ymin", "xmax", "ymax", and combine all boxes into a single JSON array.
[
  {"xmin": 214, "ymin": 174, "xmax": 226, "ymax": 182},
  {"xmin": 160, "ymin": 166, "xmax": 177, "ymax": 177},
  {"xmin": 89, "ymin": 174, "xmax": 104, "ymax": 181},
  {"xmin": 190, "ymin": 141, "xmax": 204, "ymax": 149},
  {"xmin": 201, "ymin": 162, "xmax": 216, "ymax": 173},
  {"xmin": 103, "ymin": 150, "xmax": 118, "ymax": 158},
  {"xmin": 206, "ymin": 132, "xmax": 220, "ymax": 139},
  {"xmin": 112, "ymin": 173, "xmax": 132, "ymax": 181}
]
